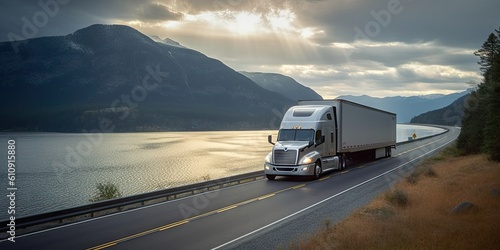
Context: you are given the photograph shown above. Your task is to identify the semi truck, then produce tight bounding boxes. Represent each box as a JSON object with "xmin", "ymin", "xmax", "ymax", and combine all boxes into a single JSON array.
[{"xmin": 264, "ymin": 99, "xmax": 396, "ymax": 180}]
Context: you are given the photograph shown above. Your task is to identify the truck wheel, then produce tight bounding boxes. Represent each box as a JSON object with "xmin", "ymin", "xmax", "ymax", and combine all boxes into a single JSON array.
[
  {"xmin": 313, "ymin": 162, "xmax": 322, "ymax": 180},
  {"xmin": 266, "ymin": 174, "xmax": 276, "ymax": 180},
  {"xmin": 340, "ymin": 154, "xmax": 346, "ymax": 170}
]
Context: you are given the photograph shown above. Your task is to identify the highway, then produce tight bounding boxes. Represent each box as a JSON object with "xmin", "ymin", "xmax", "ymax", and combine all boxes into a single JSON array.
[{"xmin": 1, "ymin": 127, "xmax": 460, "ymax": 250}]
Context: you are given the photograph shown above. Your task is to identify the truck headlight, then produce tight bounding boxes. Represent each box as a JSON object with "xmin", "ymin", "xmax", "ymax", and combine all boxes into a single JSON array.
[
  {"xmin": 299, "ymin": 156, "xmax": 313, "ymax": 165},
  {"xmin": 264, "ymin": 152, "xmax": 272, "ymax": 163}
]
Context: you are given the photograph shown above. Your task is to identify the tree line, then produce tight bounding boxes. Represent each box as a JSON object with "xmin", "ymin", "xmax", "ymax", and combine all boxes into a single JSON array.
[{"xmin": 457, "ymin": 26, "xmax": 500, "ymax": 161}]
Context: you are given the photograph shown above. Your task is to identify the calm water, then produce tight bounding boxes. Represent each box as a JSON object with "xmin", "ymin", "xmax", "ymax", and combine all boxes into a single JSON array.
[{"xmin": 0, "ymin": 125, "xmax": 445, "ymax": 219}]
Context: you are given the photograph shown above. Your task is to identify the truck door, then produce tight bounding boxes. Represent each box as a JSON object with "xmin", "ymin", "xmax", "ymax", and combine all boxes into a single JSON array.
[
  {"xmin": 325, "ymin": 126, "xmax": 335, "ymax": 156},
  {"xmin": 324, "ymin": 110, "xmax": 336, "ymax": 157}
]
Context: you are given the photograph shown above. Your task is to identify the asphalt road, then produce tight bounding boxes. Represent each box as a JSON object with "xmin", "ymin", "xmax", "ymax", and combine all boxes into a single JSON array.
[{"xmin": 0, "ymin": 127, "xmax": 460, "ymax": 250}]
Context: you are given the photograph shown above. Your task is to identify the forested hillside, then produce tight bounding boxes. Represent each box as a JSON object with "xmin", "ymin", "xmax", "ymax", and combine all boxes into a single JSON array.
[
  {"xmin": 410, "ymin": 94, "xmax": 469, "ymax": 126},
  {"xmin": 457, "ymin": 26, "xmax": 500, "ymax": 161}
]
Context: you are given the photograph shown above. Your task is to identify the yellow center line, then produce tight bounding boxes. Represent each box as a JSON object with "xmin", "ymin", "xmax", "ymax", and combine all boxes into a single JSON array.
[
  {"xmin": 87, "ymin": 183, "xmax": 308, "ymax": 250},
  {"xmin": 293, "ymin": 184, "xmax": 306, "ymax": 189},
  {"xmin": 158, "ymin": 220, "xmax": 189, "ymax": 231},
  {"xmin": 340, "ymin": 170, "xmax": 350, "ymax": 174},
  {"xmin": 89, "ymin": 243, "xmax": 116, "ymax": 250},
  {"xmin": 258, "ymin": 194, "xmax": 275, "ymax": 200},
  {"xmin": 216, "ymin": 205, "xmax": 238, "ymax": 213},
  {"xmin": 319, "ymin": 176, "xmax": 330, "ymax": 181},
  {"xmin": 88, "ymin": 220, "xmax": 190, "ymax": 249}
]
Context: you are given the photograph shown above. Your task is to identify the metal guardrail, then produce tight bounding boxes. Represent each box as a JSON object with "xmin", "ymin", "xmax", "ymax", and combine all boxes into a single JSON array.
[
  {"xmin": 0, "ymin": 171, "xmax": 265, "ymax": 238},
  {"xmin": 396, "ymin": 124, "xmax": 450, "ymax": 146}
]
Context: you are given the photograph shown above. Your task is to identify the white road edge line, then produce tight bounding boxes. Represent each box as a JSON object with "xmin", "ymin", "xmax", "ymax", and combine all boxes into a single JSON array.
[{"xmin": 211, "ymin": 136, "xmax": 457, "ymax": 250}]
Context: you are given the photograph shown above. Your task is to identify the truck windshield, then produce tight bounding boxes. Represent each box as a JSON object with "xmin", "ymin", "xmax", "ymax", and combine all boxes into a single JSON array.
[{"xmin": 278, "ymin": 129, "xmax": 315, "ymax": 142}]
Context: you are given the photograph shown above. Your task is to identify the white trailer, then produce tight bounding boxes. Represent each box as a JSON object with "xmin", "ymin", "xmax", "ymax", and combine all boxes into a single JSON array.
[{"xmin": 264, "ymin": 99, "xmax": 396, "ymax": 180}]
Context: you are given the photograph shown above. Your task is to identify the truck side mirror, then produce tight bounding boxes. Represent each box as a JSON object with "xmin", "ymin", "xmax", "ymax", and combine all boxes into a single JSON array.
[{"xmin": 268, "ymin": 135, "xmax": 275, "ymax": 145}]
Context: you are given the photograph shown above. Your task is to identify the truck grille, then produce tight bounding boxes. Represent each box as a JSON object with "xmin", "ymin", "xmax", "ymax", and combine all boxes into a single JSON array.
[{"xmin": 273, "ymin": 149, "xmax": 297, "ymax": 165}]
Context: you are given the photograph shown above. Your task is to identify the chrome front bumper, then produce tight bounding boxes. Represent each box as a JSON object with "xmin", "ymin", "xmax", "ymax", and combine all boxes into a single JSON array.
[{"xmin": 264, "ymin": 162, "xmax": 316, "ymax": 176}]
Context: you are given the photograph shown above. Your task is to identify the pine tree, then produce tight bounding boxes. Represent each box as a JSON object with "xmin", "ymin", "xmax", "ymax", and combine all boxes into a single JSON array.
[
  {"xmin": 474, "ymin": 33, "xmax": 500, "ymax": 75},
  {"xmin": 483, "ymin": 47, "xmax": 500, "ymax": 161},
  {"xmin": 458, "ymin": 27, "xmax": 500, "ymax": 161},
  {"xmin": 457, "ymin": 88, "xmax": 487, "ymax": 154}
]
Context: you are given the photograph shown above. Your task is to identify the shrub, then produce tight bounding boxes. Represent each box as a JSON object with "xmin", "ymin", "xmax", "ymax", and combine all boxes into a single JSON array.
[
  {"xmin": 385, "ymin": 189, "xmax": 409, "ymax": 207},
  {"xmin": 407, "ymin": 164, "xmax": 437, "ymax": 184},
  {"xmin": 90, "ymin": 182, "xmax": 122, "ymax": 202},
  {"xmin": 424, "ymin": 167, "xmax": 437, "ymax": 177},
  {"xmin": 406, "ymin": 172, "xmax": 419, "ymax": 184},
  {"xmin": 200, "ymin": 174, "xmax": 211, "ymax": 181}
]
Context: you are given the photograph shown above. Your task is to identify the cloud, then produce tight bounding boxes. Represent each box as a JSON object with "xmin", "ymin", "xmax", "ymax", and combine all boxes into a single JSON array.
[
  {"xmin": 166, "ymin": 0, "xmax": 309, "ymax": 14},
  {"xmin": 0, "ymin": 0, "xmax": 497, "ymax": 97},
  {"xmin": 67, "ymin": 1, "xmax": 183, "ymax": 23},
  {"xmin": 135, "ymin": 3, "xmax": 183, "ymax": 21},
  {"xmin": 292, "ymin": 0, "xmax": 500, "ymax": 48},
  {"xmin": 396, "ymin": 62, "xmax": 479, "ymax": 84}
]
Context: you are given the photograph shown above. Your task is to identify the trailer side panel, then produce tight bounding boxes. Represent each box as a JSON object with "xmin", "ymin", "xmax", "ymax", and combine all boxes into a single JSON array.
[{"xmin": 338, "ymin": 100, "xmax": 396, "ymax": 153}]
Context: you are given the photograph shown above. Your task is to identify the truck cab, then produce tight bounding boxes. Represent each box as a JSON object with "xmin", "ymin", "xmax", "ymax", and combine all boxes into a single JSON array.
[{"xmin": 264, "ymin": 105, "xmax": 343, "ymax": 180}]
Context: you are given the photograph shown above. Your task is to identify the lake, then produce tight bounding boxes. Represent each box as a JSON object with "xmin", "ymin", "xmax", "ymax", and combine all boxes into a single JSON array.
[{"xmin": 0, "ymin": 124, "xmax": 445, "ymax": 219}]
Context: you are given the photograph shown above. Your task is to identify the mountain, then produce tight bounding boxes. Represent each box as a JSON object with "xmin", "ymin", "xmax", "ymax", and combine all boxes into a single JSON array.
[
  {"xmin": 410, "ymin": 94, "xmax": 469, "ymax": 126},
  {"xmin": 336, "ymin": 91, "xmax": 469, "ymax": 123},
  {"xmin": 418, "ymin": 94, "xmax": 445, "ymax": 99},
  {"xmin": 239, "ymin": 71, "xmax": 323, "ymax": 101},
  {"xmin": 0, "ymin": 24, "xmax": 294, "ymax": 132},
  {"xmin": 149, "ymin": 35, "xmax": 186, "ymax": 49}
]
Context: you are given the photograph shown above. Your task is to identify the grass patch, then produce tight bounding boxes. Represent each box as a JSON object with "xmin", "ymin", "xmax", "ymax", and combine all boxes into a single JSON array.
[
  {"xmin": 422, "ymin": 143, "xmax": 463, "ymax": 164},
  {"xmin": 289, "ymin": 150, "xmax": 500, "ymax": 249},
  {"xmin": 384, "ymin": 189, "xmax": 409, "ymax": 207},
  {"xmin": 407, "ymin": 165, "xmax": 437, "ymax": 184},
  {"xmin": 361, "ymin": 206, "xmax": 395, "ymax": 219},
  {"xmin": 423, "ymin": 166, "xmax": 437, "ymax": 177},
  {"xmin": 405, "ymin": 144, "xmax": 456, "ymax": 185},
  {"xmin": 406, "ymin": 172, "xmax": 420, "ymax": 184}
]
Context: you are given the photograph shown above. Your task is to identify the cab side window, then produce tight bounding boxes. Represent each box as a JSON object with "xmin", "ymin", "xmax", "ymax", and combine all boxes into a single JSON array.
[{"xmin": 315, "ymin": 130, "xmax": 322, "ymax": 142}]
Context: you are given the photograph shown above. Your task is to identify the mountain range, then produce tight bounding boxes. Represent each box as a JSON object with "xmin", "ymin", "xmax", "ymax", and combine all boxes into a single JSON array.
[
  {"xmin": 239, "ymin": 72, "xmax": 323, "ymax": 101},
  {"xmin": 0, "ymin": 24, "xmax": 469, "ymax": 132},
  {"xmin": 0, "ymin": 24, "xmax": 297, "ymax": 131},
  {"xmin": 337, "ymin": 91, "xmax": 469, "ymax": 123}
]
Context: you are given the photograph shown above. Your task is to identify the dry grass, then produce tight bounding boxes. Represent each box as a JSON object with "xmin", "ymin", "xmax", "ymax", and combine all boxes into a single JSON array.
[{"xmin": 290, "ymin": 151, "xmax": 500, "ymax": 249}]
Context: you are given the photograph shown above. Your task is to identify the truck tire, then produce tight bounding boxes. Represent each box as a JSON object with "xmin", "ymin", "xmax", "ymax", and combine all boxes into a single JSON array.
[
  {"xmin": 311, "ymin": 161, "xmax": 323, "ymax": 180},
  {"xmin": 266, "ymin": 174, "xmax": 276, "ymax": 180},
  {"xmin": 313, "ymin": 162, "xmax": 322, "ymax": 180},
  {"xmin": 340, "ymin": 154, "xmax": 346, "ymax": 170}
]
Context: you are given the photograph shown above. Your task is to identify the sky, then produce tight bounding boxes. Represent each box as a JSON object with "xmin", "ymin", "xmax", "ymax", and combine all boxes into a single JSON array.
[{"xmin": 1, "ymin": 0, "xmax": 500, "ymax": 98}]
